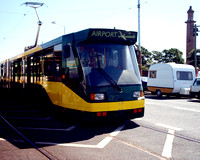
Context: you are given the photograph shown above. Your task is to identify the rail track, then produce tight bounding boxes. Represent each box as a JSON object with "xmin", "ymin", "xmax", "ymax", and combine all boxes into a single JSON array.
[
  {"xmin": 0, "ymin": 102, "xmax": 199, "ymax": 160},
  {"xmin": 0, "ymin": 113, "xmax": 56, "ymax": 160}
]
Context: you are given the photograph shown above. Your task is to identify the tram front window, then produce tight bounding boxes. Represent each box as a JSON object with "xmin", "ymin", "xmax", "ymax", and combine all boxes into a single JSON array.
[{"xmin": 77, "ymin": 44, "xmax": 140, "ymax": 87}]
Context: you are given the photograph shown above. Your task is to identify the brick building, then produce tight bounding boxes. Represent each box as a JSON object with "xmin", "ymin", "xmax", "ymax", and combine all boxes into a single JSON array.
[{"xmin": 185, "ymin": 6, "xmax": 196, "ymax": 64}]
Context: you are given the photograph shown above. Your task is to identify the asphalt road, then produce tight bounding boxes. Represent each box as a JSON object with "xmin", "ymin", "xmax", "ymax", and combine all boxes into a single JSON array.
[{"xmin": 0, "ymin": 95, "xmax": 200, "ymax": 160}]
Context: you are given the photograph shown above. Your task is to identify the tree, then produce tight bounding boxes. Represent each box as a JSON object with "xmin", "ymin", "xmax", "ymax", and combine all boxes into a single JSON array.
[
  {"xmin": 162, "ymin": 48, "xmax": 184, "ymax": 64},
  {"xmin": 152, "ymin": 48, "xmax": 184, "ymax": 64},
  {"xmin": 187, "ymin": 49, "xmax": 200, "ymax": 67},
  {"xmin": 135, "ymin": 46, "xmax": 185, "ymax": 74},
  {"xmin": 152, "ymin": 51, "xmax": 163, "ymax": 63},
  {"xmin": 141, "ymin": 46, "xmax": 153, "ymax": 71},
  {"xmin": 135, "ymin": 45, "xmax": 153, "ymax": 71}
]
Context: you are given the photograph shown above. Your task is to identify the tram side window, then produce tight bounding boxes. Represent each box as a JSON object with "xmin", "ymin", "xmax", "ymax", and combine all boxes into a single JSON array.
[
  {"xmin": 3, "ymin": 64, "xmax": 6, "ymax": 78},
  {"xmin": 0, "ymin": 64, "xmax": 3, "ymax": 78},
  {"xmin": 44, "ymin": 52, "xmax": 62, "ymax": 81},
  {"xmin": 14, "ymin": 60, "xmax": 19, "ymax": 82},
  {"xmin": 54, "ymin": 52, "xmax": 62, "ymax": 77},
  {"xmin": 0, "ymin": 65, "xmax": 3, "ymax": 83},
  {"xmin": 10, "ymin": 62, "xmax": 14, "ymax": 82},
  {"xmin": 44, "ymin": 53, "xmax": 54, "ymax": 76}
]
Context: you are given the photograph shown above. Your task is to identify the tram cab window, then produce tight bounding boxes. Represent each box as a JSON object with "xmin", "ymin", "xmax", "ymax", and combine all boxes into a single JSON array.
[{"xmin": 77, "ymin": 44, "xmax": 139, "ymax": 87}]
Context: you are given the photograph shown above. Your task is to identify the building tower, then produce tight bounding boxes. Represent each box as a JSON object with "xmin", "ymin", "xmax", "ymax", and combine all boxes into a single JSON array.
[{"xmin": 185, "ymin": 6, "xmax": 196, "ymax": 64}]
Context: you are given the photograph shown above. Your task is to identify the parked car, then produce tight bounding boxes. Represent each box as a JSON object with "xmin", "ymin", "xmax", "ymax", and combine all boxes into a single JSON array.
[{"xmin": 190, "ymin": 77, "xmax": 200, "ymax": 99}]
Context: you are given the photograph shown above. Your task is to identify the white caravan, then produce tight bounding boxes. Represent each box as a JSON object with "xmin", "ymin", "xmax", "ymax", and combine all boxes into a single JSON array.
[{"xmin": 147, "ymin": 63, "xmax": 195, "ymax": 97}]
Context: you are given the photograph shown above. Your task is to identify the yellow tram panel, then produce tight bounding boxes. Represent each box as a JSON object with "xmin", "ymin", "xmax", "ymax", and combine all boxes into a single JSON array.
[{"xmin": 42, "ymin": 81, "xmax": 145, "ymax": 112}]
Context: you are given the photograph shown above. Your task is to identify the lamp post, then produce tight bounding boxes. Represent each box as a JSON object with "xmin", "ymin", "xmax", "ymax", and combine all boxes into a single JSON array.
[
  {"xmin": 193, "ymin": 24, "xmax": 199, "ymax": 75},
  {"xmin": 138, "ymin": 0, "xmax": 142, "ymax": 75},
  {"xmin": 51, "ymin": 21, "xmax": 66, "ymax": 35}
]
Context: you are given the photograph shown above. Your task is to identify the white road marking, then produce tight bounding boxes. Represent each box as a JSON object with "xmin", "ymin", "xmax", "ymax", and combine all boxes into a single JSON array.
[
  {"xmin": 35, "ymin": 122, "xmax": 127, "ymax": 148},
  {"xmin": 0, "ymin": 138, "xmax": 25, "ymax": 143},
  {"xmin": 155, "ymin": 123, "xmax": 182, "ymax": 131},
  {"xmin": 0, "ymin": 138, "xmax": 26, "ymax": 143},
  {"xmin": 173, "ymin": 107, "xmax": 200, "ymax": 113},
  {"xmin": 17, "ymin": 125, "xmax": 78, "ymax": 131},
  {"xmin": 36, "ymin": 141, "xmax": 97, "ymax": 148},
  {"xmin": 8, "ymin": 116, "xmax": 54, "ymax": 120},
  {"xmin": 145, "ymin": 101, "xmax": 152, "ymax": 105},
  {"xmin": 110, "ymin": 123, "xmax": 126, "ymax": 136},
  {"xmin": 134, "ymin": 118, "xmax": 143, "ymax": 121},
  {"xmin": 118, "ymin": 139, "xmax": 166, "ymax": 160},
  {"xmin": 162, "ymin": 129, "xmax": 175, "ymax": 158},
  {"xmin": 155, "ymin": 123, "xmax": 182, "ymax": 159},
  {"xmin": 65, "ymin": 125, "xmax": 78, "ymax": 131},
  {"xmin": 5, "ymin": 109, "xmax": 40, "ymax": 113},
  {"xmin": 0, "ymin": 138, "xmax": 6, "ymax": 141},
  {"xmin": 13, "ymin": 139, "xmax": 25, "ymax": 143},
  {"xmin": 96, "ymin": 137, "xmax": 113, "ymax": 148}
]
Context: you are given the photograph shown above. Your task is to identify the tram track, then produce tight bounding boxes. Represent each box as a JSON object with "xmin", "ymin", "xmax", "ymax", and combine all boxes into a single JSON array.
[
  {"xmin": 135, "ymin": 121, "xmax": 200, "ymax": 144},
  {"xmin": 0, "ymin": 113, "xmax": 56, "ymax": 160},
  {"xmin": 105, "ymin": 120, "xmax": 200, "ymax": 160},
  {"xmin": 0, "ymin": 103, "xmax": 199, "ymax": 160}
]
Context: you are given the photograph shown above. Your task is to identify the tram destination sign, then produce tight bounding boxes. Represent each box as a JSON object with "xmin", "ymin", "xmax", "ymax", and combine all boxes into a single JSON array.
[{"xmin": 87, "ymin": 29, "xmax": 137, "ymax": 45}]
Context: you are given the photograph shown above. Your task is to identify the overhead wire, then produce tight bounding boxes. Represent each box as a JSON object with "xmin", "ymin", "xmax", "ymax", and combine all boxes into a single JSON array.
[
  {"xmin": 1, "ymin": 9, "xmax": 31, "ymax": 41},
  {"xmin": 0, "ymin": 10, "xmax": 26, "ymax": 15}
]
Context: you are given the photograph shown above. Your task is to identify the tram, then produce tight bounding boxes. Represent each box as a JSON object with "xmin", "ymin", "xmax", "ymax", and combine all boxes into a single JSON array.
[{"xmin": 0, "ymin": 28, "xmax": 145, "ymax": 119}]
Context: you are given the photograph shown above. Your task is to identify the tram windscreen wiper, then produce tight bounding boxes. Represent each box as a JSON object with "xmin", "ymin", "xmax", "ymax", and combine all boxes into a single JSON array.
[{"xmin": 96, "ymin": 54, "xmax": 123, "ymax": 93}]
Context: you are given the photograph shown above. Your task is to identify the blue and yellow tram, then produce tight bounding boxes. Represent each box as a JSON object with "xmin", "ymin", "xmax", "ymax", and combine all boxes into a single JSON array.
[{"xmin": 0, "ymin": 28, "xmax": 145, "ymax": 119}]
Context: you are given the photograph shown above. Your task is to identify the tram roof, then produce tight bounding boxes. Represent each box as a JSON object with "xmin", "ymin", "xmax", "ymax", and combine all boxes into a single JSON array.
[
  {"xmin": 2, "ymin": 28, "xmax": 137, "ymax": 62},
  {"xmin": 41, "ymin": 28, "xmax": 137, "ymax": 49}
]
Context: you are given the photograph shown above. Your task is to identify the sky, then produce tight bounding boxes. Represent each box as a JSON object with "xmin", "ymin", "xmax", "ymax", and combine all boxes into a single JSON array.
[{"xmin": 0, "ymin": 0, "xmax": 200, "ymax": 62}]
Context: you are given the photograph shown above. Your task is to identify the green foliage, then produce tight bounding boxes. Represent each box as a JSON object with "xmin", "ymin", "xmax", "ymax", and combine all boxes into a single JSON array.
[
  {"xmin": 162, "ymin": 48, "xmax": 184, "ymax": 64},
  {"xmin": 141, "ymin": 46, "xmax": 152, "ymax": 71},
  {"xmin": 136, "ymin": 46, "xmax": 185, "ymax": 71},
  {"xmin": 152, "ymin": 51, "xmax": 163, "ymax": 63},
  {"xmin": 187, "ymin": 49, "xmax": 200, "ymax": 68}
]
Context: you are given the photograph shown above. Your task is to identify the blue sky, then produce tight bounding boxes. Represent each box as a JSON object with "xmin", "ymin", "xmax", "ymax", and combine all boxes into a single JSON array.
[{"xmin": 0, "ymin": 0, "xmax": 200, "ymax": 61}]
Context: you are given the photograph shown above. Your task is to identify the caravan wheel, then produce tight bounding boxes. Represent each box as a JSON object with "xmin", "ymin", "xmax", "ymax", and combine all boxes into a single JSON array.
[
  {"xmin": 156, "ymin": 90, "xmax": 162, "ymax": 98},
  {"xmin": 198, "ymin": 92, "xmax": 200, "ymax": 99}
]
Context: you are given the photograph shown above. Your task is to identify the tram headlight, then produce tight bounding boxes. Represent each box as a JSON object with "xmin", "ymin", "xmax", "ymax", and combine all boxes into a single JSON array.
[
  {"xmin": 133, "ymin": 91, "xmax": 141, "ymax": 98},
  {"xmin": 90, "ymin": 93, "xmax": 105, "ymax": 101}
]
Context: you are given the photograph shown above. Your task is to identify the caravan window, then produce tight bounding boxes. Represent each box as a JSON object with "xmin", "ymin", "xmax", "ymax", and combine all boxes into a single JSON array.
[
  {"xmin": 149, "ymin": 71, "xmax": 157, "ymax": 78},
  {"xmin": 176, "ymin": 71, "xmax": 193, "ymax": 80}
]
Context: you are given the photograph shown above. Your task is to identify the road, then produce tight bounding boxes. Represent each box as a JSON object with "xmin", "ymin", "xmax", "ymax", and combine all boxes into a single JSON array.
[{"xmin": 0, "ymin": 95, "xmax": 200, "ymax": 160}]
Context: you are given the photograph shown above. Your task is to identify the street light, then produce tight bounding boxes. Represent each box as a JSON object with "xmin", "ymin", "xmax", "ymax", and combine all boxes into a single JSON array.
[
  {"xmin": 51, "ymin": 21, "xmax": 66, "ymax": 35},
  {"xmin": 193, "ymin": 24, "xmax": 200, "ymax": 75},
  {"xmin": 138, "ymin": 0, "xmax": 142, "ymax": 74}
]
